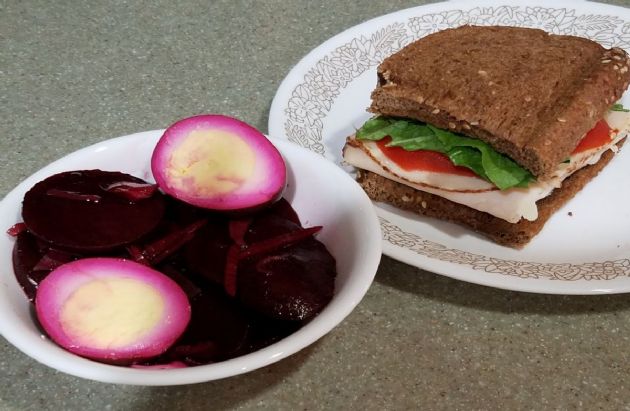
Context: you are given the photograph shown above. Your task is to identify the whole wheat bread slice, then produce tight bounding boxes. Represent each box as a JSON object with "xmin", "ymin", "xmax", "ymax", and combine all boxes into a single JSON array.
[
  {"xmin": 356, "ymin": 143, "xmax": 623, "ymax": 248},
  {"xmin": 370, "ymin": 25, "xmax": 630, "ymax": 178}
]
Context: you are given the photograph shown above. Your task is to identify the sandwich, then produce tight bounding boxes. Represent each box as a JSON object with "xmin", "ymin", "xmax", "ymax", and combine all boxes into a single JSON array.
[{"xmin": 342, "ymin": 25, "xmax": 630, "ymax": 247}]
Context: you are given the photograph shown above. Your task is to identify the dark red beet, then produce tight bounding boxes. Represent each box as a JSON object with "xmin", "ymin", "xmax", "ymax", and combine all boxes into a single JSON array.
[
  {"xmin": 239, "ymin": 226, "xmax": 322, "ymax": 260},
  {"xmin": 12, "ymin": 231, "xmax": 50, "ymax": 301},
  {"xmin": 238, "ymin": 239, "xmax": 336, "ymax": 321},
  {"xmin": 265, "ymin": 198, "xmax": 301, "ymax": 225},
  {"xmin": 102, "ymin": 181, "xmax": 159, "ymax": 201},
  {"xmin": 164, "ymin": 285, "xmax": 249, "ymax": 364},
  {"xmin": 127, "ymin": 219, "xmax": 207, "ymax": 266},
  {"xmin": 228, "ymin": 218, "xmax": 252, "ymax": 246},
  {"xmin": 32, "ymin": 249, "xmax": 75, "ymax": 271},
  {"xmin": 184, "ymin": 219, "xmax": 232, "ymax": 284},
  {"xmin": 22, "ymin": 170, "xmax": 165, "ymax": 252},
  {"xmin": 244, "ymin": 199, "xmax": 302, "ymax": 243},
  {"xmin": 236, "ymin": 314, "xmax": 302, "ymax": 355},
  {"xmin": 223, "ymin": 245, "xmax": 240, "ymax": 297},
  {"xmin": 7, "ymin": 222, "xmax": 27, "ymax": 237}
]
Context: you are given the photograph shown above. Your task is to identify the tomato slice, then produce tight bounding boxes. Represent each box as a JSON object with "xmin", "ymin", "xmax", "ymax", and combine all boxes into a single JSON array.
[
  {"xmin": 572, "ymin": 120, "xmax": 612, "ymax": 155},
  {"xmin": 377, "ymin": 119, "xmax": 613, "ymax": 177},
  {"xmin": 376, "ymin": 138, "xmax": 477, "ymax": 177}
]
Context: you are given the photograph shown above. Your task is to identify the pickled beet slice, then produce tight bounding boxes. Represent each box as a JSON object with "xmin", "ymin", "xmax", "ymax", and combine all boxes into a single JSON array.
[
  {"xmin": 12, "ymin": 231, "xmax": 50, "ymax": 301},
  {"xmin": 127, "ymin": 219, "xmax": 207, "ymax": 266},
  {"xmin": 151, "ymin": 115, "xmax": 286, "ymax": 212},
  {"xmin": 32, "ymin": 249, "xmax": 75, "ymax": 272},
  {"xmin": 238, "ymin": 239, "xmax": 336, "ymax": 321},
  {"xmin": 239, "ymin": 226, "xmax": 322, "ymax": 260},
  {"xmin": 35, "ymin": 258, "xmax": 191, "ymax": 364},
  {"xmin": 165, "ymin": 286, "xmax": 249, "ymax": 364},
  {"xmin": 184, "ymin": 219, "xmax": 231, "ymax": 285},
  {"xmin": 22, "ymin": 170, "xmax": 165, "ymax": 252}
]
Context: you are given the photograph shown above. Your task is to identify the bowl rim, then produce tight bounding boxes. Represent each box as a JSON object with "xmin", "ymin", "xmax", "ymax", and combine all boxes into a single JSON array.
[{"xmin": 0, "ymin": 130, "xmax": 382, "ymax": 385}]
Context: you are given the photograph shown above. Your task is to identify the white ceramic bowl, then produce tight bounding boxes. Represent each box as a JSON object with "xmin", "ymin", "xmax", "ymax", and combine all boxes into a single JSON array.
[{"xmin": 0, "ymin": 130, "xmax": 382, "ymax": 385}]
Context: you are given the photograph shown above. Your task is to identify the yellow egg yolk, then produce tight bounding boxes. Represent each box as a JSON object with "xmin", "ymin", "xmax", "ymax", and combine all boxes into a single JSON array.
[{"xmin": 166, "ymin": 130, "xmax": 256, "ymax": 196}]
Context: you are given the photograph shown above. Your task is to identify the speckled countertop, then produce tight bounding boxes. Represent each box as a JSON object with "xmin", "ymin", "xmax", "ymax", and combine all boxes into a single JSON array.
[{"xmin": 2, "ymin": 1, "xmax": 630, "ymax": 410}]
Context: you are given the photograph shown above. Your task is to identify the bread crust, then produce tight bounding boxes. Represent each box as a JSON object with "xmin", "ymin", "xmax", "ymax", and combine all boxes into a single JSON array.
[
  {"xmin": 370, "ymin": 26, "xmax": 630, "ymax": 178},
  {"xmin": 355, "ymin": 144, "xmax": 622, "ymax": 248}
]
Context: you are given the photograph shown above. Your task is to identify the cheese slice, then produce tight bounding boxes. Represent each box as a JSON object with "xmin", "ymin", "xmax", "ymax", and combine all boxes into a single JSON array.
[{"xmin": 343, "ymin": 111, "xmax": 630, "ymax": 223}]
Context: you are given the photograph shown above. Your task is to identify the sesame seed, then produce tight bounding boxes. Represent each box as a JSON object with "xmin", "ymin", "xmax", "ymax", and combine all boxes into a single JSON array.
[
  {"xmin": 463, "ymin": 123, "xmax": 471, "ymax": 130},
  {"xmin": 613, "ymin": 55, "xmax": 623, "ymax": 61},
  {"xmin": 432, "ymin": 108, "xmax": 440, "ymax": 114},
  {"xmin": 601, "ymin": 59, "xmax": 611, "ymax": 64},
  {"xmin": 488, "ymin": 81, "xmax": 495, "ymax": 86},
  {"xmin": 524, "ymin": 96, "xmax": 532, "ymax": 102},
  {"xmin": 417, "ymin": 96, "xmax": 425, "ymax": 103},
  {"xmin": 557, "ymin": 118, "xmax": 566, "ymax": 123},
  {"xmin": 478, "ymin": 70, "xmax": 488, "ymax": 76},
  {"xmin": 620, "ymin": 66, "xmax": 628, "ymax": 74},
  {"xmin": 544, "ymin": 140, "xmax": 552, "ymax": 146},
  {"xmin": 491, "ymin": 90, "xmax": 496, "ymax": 95},
  {"xmin": 470, "ymin": 121, "xmax": 479, "ymax": 126},
  {"xmin": 421, "ymin": 201, "xmax": 427, "ymax": 209},
  {"xmin": 613, "ymin": 65, "xmax": 620, "ymax": 71},
  {"xmin": 402, "ymin": 195, "xmax": 411, "ymax": 202},
  {"xmin": 448, "ymin": 122, "xmax": 456, "ymax": 129}
]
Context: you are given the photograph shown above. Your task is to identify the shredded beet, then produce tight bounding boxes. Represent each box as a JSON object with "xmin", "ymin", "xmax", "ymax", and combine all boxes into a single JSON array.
[
  {"xmin": 102, "ymin": 181, "xmax": 159, "ymax": 201},
  {"xmin": 228, "ymin": 218, "xmax": 252, "ymax": 246},
  {"xmin": 239, "ymin": 226, "xmax": 322, "ymax": 260},
  {"xmin": 223, "ymin": 245, "xmax": 240, "ymax": 297},
  {"xmin": 46, "ymin": 188, "xmax": 101, "ymax": 203},
  {"xmin": 32, "ymin": 249, "xmax": 75, "ymax": 272},
  {"xmin": 130, "ymin": 219, "xmax": 207, "ymax": 266},
  {"xmin": 6, "ymin": 222, "xmax": 27, "ymax": 237}
]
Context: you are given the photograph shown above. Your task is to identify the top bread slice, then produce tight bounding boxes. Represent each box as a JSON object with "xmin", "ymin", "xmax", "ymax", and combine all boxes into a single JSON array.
[{"xmin": 370, "ymin": 25, "xmax": 630, "ymax": 178}]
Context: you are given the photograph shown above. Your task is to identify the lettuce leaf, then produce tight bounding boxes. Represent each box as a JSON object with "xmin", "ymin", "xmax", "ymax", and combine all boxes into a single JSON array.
[
  {"xmin": 356, "ymin": 117, "xmax": 535, "ymax": 190},
  {"xmin": 610, "ymin": 103, "xmax": 629, "ymax": 112}
]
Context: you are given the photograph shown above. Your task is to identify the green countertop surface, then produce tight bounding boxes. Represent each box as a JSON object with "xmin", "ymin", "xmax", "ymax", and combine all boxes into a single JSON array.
[{"xmin": 2, "ymin": 1, "xmax": 630, "ymax": 410}]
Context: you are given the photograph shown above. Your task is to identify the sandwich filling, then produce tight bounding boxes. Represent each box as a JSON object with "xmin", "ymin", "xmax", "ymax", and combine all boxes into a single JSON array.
[{"xmin": 343, "ymin": 110, "xmax": 630, "ymax": 223}]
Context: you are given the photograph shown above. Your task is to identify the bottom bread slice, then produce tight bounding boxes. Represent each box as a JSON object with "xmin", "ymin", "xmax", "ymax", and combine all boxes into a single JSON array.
[{"xmin": 356, "ymin": 148, "xmax": 619, "ymax": 248}]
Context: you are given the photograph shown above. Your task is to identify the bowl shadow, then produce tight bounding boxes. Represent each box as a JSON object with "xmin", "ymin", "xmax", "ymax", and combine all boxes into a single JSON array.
[
  {"xmin": 131, "ymin": 341, "xmax": 319, "ymax": 410},
  {"xmin": 375, "ymin": 256, "xmax": 630, "ymax": 315}
]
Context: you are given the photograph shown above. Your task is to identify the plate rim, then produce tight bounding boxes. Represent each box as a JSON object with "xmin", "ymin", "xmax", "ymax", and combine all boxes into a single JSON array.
[{"xmin": 268, "ymin": 0, "xmax": 630, "ymax": 294}]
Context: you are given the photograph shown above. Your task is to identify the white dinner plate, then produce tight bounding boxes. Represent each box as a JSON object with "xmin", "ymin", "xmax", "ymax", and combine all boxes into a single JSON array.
[{"xmin": 269, "ymin": 0, "xmax": 630, "ymax": 294}]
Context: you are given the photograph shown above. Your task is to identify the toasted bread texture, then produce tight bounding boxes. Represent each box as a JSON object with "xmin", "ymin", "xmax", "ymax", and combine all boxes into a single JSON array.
[
  {"xmin": 370, "ymin": 25, "xmax": 630, "ymax": 178},
  {"xmin": 356, "ymin": 144, "xmax": 622, "ymax": 248}
]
